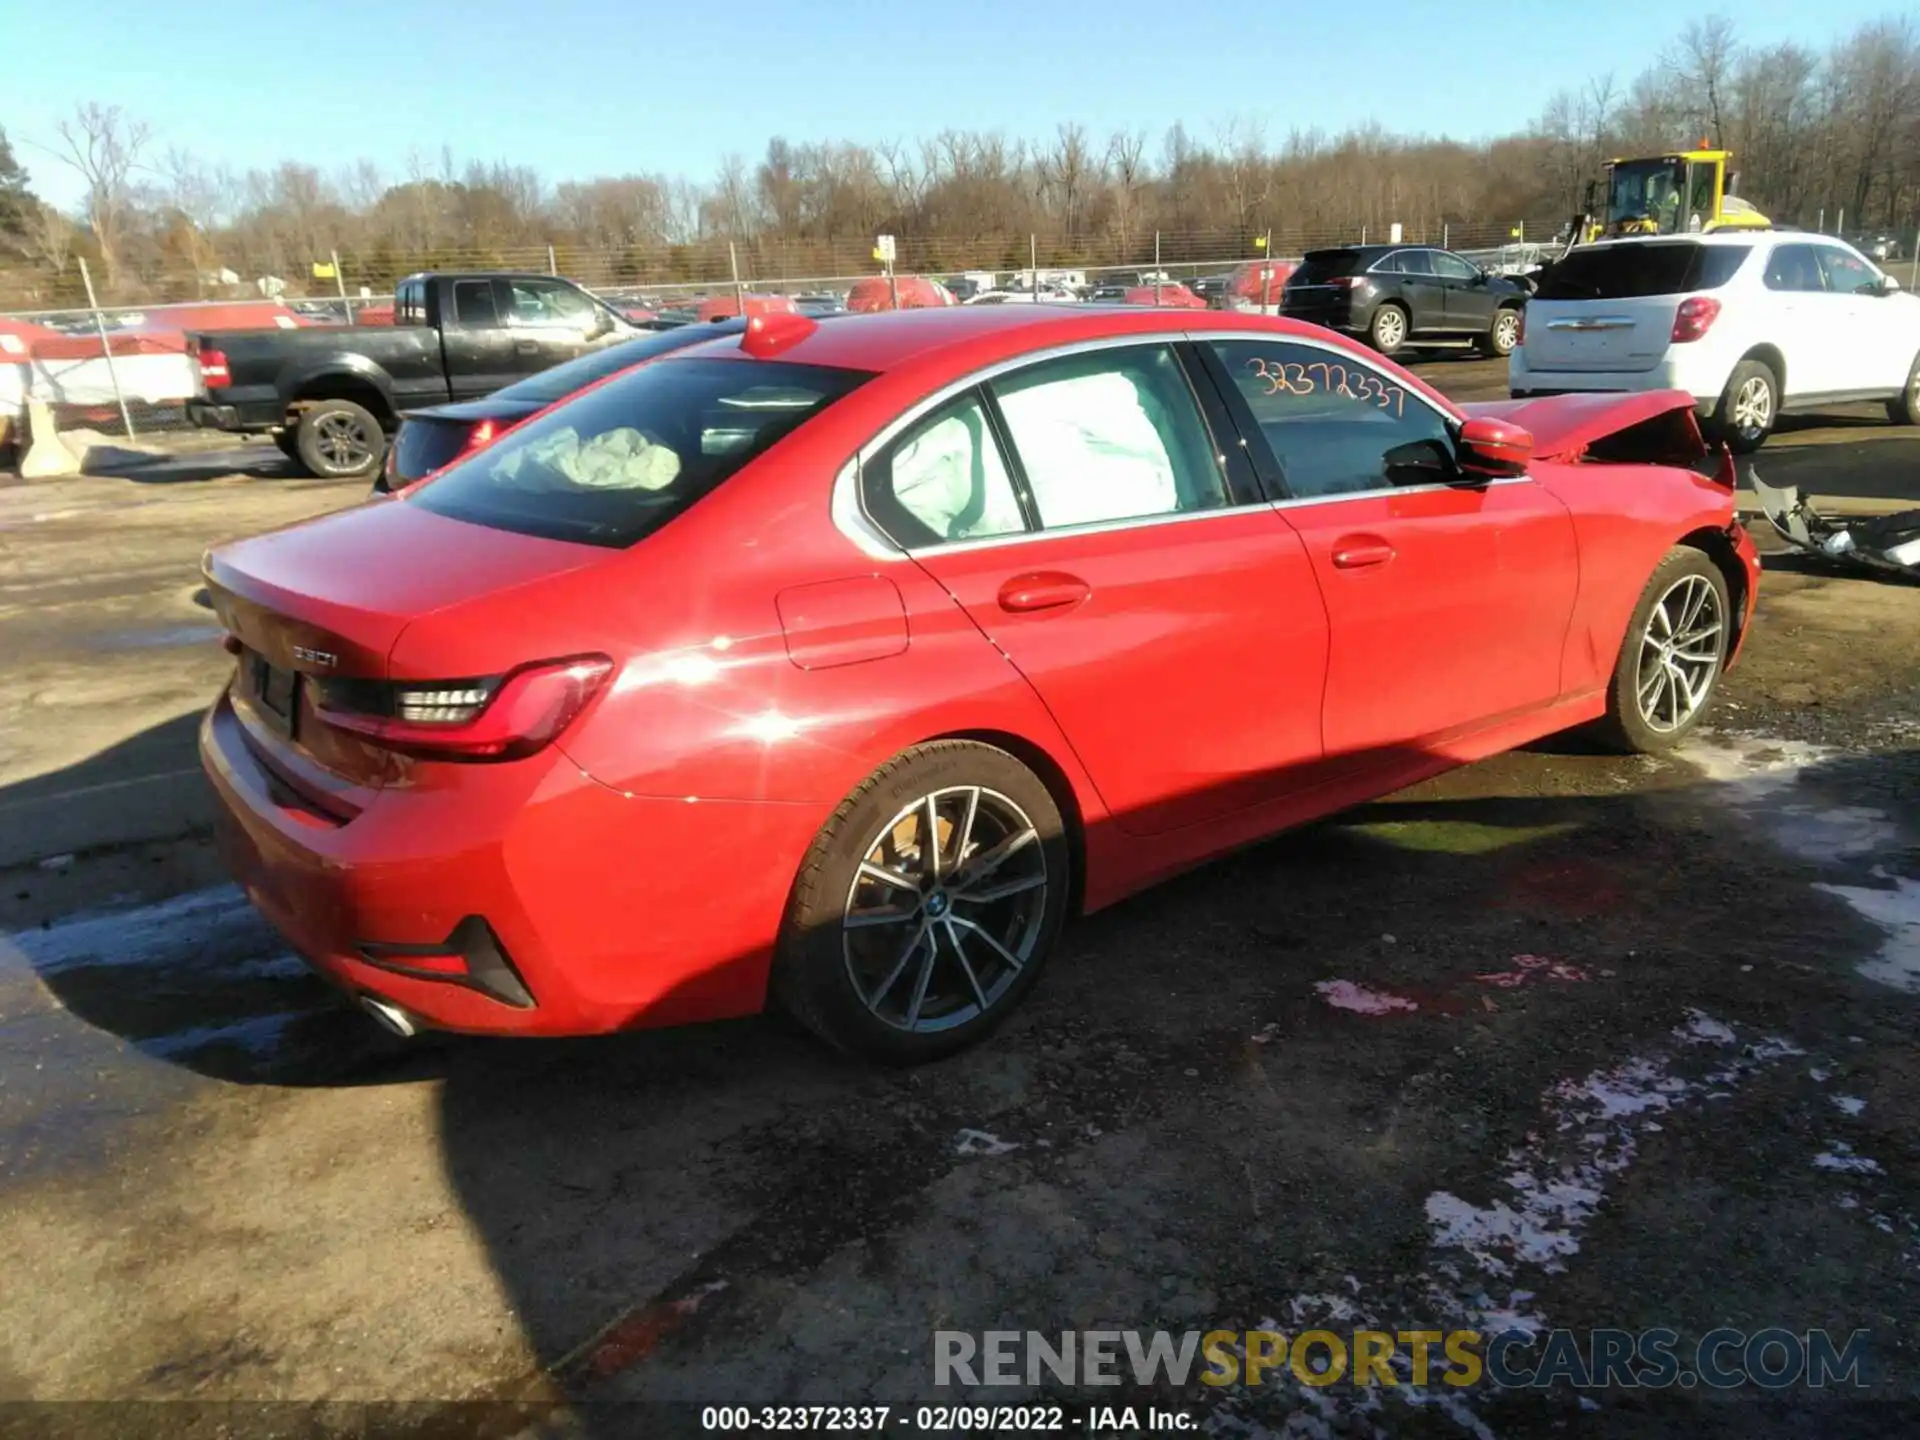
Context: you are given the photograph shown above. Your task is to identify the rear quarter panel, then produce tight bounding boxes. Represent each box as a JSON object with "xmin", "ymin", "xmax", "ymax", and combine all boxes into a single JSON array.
[{"xmin": 1531, "ymin": 460, "xmax": 1740, "ymax": 695}]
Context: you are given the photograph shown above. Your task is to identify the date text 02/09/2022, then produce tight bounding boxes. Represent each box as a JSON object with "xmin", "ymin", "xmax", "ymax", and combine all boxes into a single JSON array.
[{"xmin": 698, "ymin": 1403, "xmax": 1198, "ymax": 1432}]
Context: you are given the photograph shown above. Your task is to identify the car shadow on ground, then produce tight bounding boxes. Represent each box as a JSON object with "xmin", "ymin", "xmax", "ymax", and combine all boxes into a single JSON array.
[
  {"xmin": 10, "ymin": 713, "xmax": 1919, "ymax": 1433},
  {"xmin": 79, "ymin": 442, "xmax": 296, "ymax": 485}
]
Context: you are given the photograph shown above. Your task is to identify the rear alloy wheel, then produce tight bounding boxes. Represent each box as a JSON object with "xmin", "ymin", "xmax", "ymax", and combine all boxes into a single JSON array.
[
  {"xmin": 295, "ymin": 399, "xmax": 386, "ymax": 479},
  {"xmin": 1713, "ymin": 360, "xmax": 1776, "ymax": 454},
  {"xmin": 1484, "ymin": 307, "xmax": 1522, "ymax": 357},
  {"xmin": 1369, "ymin": 303, "xmax": 1409, "ymax": 355},
  {"xmin": 775, "ymin": 741, "xmax": 1070, "ymax": 1063},
  {"xmin": 1885, "ymin": 353, "xmax": 1920, "ymax": 425},
  {"xmin": 1591, "ymin": 547, "xmax": 1731, "ymax": 753}
]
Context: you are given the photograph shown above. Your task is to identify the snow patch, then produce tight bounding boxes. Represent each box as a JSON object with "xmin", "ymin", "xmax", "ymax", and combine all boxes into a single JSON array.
[
  {"xmin": 1314, "ymin": 980, "xmax": 1417, "ymax": 1015},
  {"xmin": 1679, "ymin": 737, "xmax": 1898, "ymax": 864},
  {"xmin": 0, "ymin": 884, "xmax": 282, "ymax": 977},
  {"xmin": 953, "ymin": 1129, "xmax": 1018, "ymax": 1157},
  {"xmin": 1814, "ymin": 1145, "xmax": 1883, "ymax": 1176},
  {"xmin": 1814, "ymin": 874, "xmax": 1920, "ymax": 993},
  {"xmin": 1674, "ymin": 1010, "xmax": 1736, "ymax": 1046},
  {"xmin": 1833, "ymin": 1095, "xmax": 1867, "ymax": 1117}
]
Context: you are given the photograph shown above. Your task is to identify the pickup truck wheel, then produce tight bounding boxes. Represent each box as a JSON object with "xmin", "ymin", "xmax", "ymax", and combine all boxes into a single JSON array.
[{"xmin": 296, "ymin": 400, "xmax": 385, "ymax": 478}]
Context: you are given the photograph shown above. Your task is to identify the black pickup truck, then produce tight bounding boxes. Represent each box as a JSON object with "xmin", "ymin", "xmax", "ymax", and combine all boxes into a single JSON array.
[{"xmin": 186, "ymin": 271, "xmax": 643, "ymax": 477}]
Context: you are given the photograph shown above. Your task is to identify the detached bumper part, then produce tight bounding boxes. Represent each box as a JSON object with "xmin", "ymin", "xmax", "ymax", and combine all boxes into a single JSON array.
[
  {"xmin": 356, "ymin": 915, "xmax": 537, "ymax": 1009},
  {"xmin": 1751, "ymin": 471, "xmax": 1920, "ymax": 579}
]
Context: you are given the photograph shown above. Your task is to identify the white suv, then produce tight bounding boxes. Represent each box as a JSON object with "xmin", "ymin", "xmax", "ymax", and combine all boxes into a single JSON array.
[{"xmin": 1510, "ymin": 233, "xmax": 1920, "ymax": 452}]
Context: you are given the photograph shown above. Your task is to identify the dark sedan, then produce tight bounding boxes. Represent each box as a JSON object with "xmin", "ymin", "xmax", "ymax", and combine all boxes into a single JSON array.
[
  {"xmin": 374, "ymin": 319, "xmax": 749, "ymax": 494},
  {"xmin": 1281, "ymin": 244, "xmax": 1529, "ymax": 357}
]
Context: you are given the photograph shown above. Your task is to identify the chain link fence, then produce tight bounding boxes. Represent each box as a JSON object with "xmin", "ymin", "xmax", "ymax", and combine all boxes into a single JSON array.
[{"xmin": 2, "ymin": 218, "xmax": 1563, "ymax": 457}]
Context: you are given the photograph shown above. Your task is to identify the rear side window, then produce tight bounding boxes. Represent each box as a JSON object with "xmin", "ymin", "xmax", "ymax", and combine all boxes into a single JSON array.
[
  {"xmin": 1535, "ymin": 243, "xmax": 1750, "ymax": 300},
  {"xmin": 1292, "ymin": 250, "xmax": 1363, "ymax": 285},
  {"xmin": 862, "ymin": 393, "xmax": 1028, "ymax": 548},
  {"xmin": 395, "ymin": 280, "xmax": 426, "ymax": 326},
  {"xmin": 409, "ymin": 357, "xmax": 871, "ymax": 547}
]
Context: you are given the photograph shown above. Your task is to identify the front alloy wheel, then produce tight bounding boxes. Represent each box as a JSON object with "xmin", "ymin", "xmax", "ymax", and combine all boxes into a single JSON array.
[{"xmin": 1635, "ymin": 573, "xmax": 1724, "ymax": 734}]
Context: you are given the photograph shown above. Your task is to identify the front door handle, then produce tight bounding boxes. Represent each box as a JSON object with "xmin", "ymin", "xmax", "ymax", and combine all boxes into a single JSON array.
[
  {"xmin": 997, "ymin": 572, "xmax": 1091, "ymax": 613},
  {"xmin": 1331, "ymin": 537, "xmax": 1396, "ymax": 569},
  {"xmin": 515, "ymin": 340, "xmax": 539, "ymax": 355}
]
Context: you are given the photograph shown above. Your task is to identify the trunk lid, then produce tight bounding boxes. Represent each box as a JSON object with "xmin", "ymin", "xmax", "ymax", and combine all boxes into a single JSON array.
[
  {"xmin": 1522, "ymin": 239, "xmax": 1753, "ymax": 374},
  {"xmin": 1518, "ymin": 296, "xmax": 1677, "ymax": 373},
  {"xmin": 204, "ymin": 501, "xmax": 607, "ymax": 801}
]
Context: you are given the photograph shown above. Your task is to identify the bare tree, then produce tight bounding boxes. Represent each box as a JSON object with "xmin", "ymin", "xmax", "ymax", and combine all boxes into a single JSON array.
[{"xmin": 50, "ymin": 102, "xmax": 151, "ymax": 293}]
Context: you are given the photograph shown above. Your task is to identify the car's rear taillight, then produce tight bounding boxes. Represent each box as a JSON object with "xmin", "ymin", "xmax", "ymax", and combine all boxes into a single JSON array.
[
  {"xmin": 314, "ymin": 655, "xmax": 612, "ymax": 761},
  {"xmin": 466, "ymin": 418, "xmax": 497, "ymax": 451},
  {"xmin": 1325, "ymin": 276, "xmax": 1363, "ymax": 290},
  {"xmin": 1670, "ymin": 296, "xmax": 1721, "ymax": 343},
  {"xmin": 198, "ymin": 347, "xmax": 231, "ymax": 389}
]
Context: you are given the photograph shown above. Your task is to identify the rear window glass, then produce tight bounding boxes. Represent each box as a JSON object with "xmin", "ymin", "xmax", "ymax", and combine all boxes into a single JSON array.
[
  {"xmin": 493, "ymin": 326, "xmax": 732, "ymax": 407},
  {"xmin": 409, "ymin": 357, "xmax": 871, "ymax": 548},
  {"xmin": 1535, "ymin": 243, "xmax": 1750, "ymax": 300},
  {"xmin": 1292, "ymin": 251, "xmax": 1363, "ymax": 285}
]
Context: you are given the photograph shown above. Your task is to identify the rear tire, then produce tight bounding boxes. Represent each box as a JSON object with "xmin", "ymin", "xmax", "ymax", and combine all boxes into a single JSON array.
[
  {"xmin": 774, "ymin": 741, "xmax": 1071, "ymax": 1064},
  {"xmin": 1368, "ymin": 303, "xmax": 1409, "ymax": 355},
  {"xmin": 294, "ymin": 399, "xmax": 386, "ymax": 479},
  {"xmin": 1712, "ymin": 360, "xmax": 1777, "ymax": 454},
  {"xmin": 1885, "ymin": 353, "xmax": 1920, "ymax": 425},
  {"xmin": 1482, "ymin": 307, "xmax": 1522, "ymax": 358},
  {"xmin": 1589, "ymin": 547, "xmax": 1731, "ymax": 754}
]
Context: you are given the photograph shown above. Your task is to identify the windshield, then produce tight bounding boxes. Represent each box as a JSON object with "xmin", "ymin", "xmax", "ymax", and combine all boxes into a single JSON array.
[
  {"xmin": 1607, "ymin": 159, "xmax": 1686, "ymax": 234},
  {"xmin": 491, "ymin": 325, "xmax": 737, "ymax": 407},
  {"xmin": 409, "ymin": 357, "xmax": 873, "ymax": 548}
]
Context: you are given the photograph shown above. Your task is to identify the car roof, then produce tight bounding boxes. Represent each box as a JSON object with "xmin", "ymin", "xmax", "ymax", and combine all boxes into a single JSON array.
[
  {"xmin": 654, "ymin": 306, "xmax": 1462, "ymax": 415},
  {"xmin": 1574, "ymin": 232, "xmax": 1794, "ymax": 250}
]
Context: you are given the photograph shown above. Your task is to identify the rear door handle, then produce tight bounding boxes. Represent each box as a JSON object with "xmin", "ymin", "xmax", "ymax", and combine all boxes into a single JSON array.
[
  {"xmin": 515, "ymin": 340, "xmax": 539, "ymax": 354},
  {"xmin": 1331, "ymin": 537, "xmax": 1396, "ymax": 569},
  {"xmin": 997, "ymin": 572, "xmax": 1091, "ymax": 613}
]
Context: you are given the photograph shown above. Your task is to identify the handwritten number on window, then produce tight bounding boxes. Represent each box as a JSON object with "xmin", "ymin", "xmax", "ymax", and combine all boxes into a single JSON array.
[{"xmin": 1247, "ymin": 357, "xmax": 1405, "ymax": 418}]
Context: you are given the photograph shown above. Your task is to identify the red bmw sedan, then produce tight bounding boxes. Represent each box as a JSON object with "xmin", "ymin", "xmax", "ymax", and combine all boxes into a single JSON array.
[{"xmin": 201, "ymin": 306, "xmax": 1759, "ymax": 1062}]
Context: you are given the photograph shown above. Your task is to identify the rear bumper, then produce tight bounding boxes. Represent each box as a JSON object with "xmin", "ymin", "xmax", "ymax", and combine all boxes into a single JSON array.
[
  {"xmin": 199, "ymin": 694, "xmax": 819, "ymax": 1036},
  {"xmin": 187, "ymin": 399, "xmax": 241, "ymax": 432},
  {"xmin": 1509, "ymin": 354, "xmax": 1723, "ymax": 411}
]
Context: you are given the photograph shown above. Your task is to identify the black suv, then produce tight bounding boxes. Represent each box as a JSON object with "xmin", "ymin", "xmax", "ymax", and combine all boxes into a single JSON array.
[{"xmin": 1281, "ymin": 244, "xmax": 1529, "ymax": 357}]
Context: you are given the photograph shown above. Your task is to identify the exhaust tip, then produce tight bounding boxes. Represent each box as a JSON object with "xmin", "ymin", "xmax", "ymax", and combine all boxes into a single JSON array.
[{"xmin": 359, "ymin": 995, "xmax": 418, "ymax": 1038}]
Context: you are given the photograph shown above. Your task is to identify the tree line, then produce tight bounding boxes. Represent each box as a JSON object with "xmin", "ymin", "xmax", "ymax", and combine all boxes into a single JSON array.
[{"xmin": 2, "ymin": 13, "xmax": 1916, "ymax": 308}]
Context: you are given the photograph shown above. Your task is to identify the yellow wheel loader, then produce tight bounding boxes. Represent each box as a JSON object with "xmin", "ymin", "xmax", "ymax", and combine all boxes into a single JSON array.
[{"xmin": 1565, "ymin": 148, "xmax": 1771, "ymax": 249}]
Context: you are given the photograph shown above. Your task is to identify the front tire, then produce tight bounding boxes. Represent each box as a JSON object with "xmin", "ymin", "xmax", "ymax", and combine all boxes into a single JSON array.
[
  {"xmin": 1713, "ymin": 360, "xmax": 1777, "ymax": 454},
  {"xmin": 1368, "ymin": 303, "xmax": 1409, "ymax": 355},
  {"xmin": 295, "ymin": 399, "xmax": 386, "ymax": 479},
  {"xmin": 774, "ymin": 741, "xmax": 1071, "ymax": 1064},
  {"xmin": 1590, "ymin": 547, "xmax": 1731, "ymax": 754}
]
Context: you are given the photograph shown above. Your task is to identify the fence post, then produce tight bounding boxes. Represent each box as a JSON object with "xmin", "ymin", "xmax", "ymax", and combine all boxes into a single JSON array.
[
  {"xmin": 1443, "ymin": 222, "xmax": 1450, "ymax": 250},
  {"xmin": 1817, "ymin": 208, "xmax": 1825, "ymax": 234},
  {"xmin": 1030, "ymin": 234, "xmax": 1037, "ymax": 293},
  {"xmin": 331, "ymin": 249, "xmax": 354, "ymax": 324},
  {"xmin": 1837, "ymin": 208, "xmax": 1846, "ymax": 239},
  {"xmin": 1154, "ymin": 231, "xmax": 1162, "ymax": 306},
  {"xmin": 78, "ymin": 257, "xmax": 135, "ymax": 441},
  {"xmin": 547, "ymin": 244, "xmax": 558, "ymax": 276},
  {"xmin": 1361, "ymin": 224, "xmax": 1368, "ymax": 245},
  {"xmin": 1910, "ymin": 230, "xmax": 1917, "ymax": 289},
  {"xmin": 729, "ymin": 241, "xmax": 745, "ymax": 317}
]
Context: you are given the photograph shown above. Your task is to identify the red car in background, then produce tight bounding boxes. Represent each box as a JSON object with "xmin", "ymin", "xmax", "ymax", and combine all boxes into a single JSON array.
[
  {"xmin": 201, "ymin": 306, "xmax": 1758, "ymax": 1062},
  {"xmin": 846, "ymin": 275, "xmax": 956, "ymax": 312},
  {"xmin": 1225, "ymin": 259, "xmax": 1297, "ymax": 313},
  {"xmin": 696, "ymin": 292, "xmax": 800, "ymax": 323}
]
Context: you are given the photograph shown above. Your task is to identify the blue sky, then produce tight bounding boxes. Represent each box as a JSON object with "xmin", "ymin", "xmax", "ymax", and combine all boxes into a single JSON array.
[{"xmin": 3, "ymin": 0, "xmax": 1897, "ymax": 211}]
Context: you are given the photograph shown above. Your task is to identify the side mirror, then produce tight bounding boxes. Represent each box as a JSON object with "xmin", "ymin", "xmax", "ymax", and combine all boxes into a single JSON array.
[
  {"xmin": 1879, "ymin": 275, "xmax": 1902, "ymax": 295},
  {"xmin": 1471, "ymin": 270, "xmax": 1490, "ymax": 285},
  {"xmin": 1458, "ymin": 415, "xmax": 1533, "ymax": 476}
]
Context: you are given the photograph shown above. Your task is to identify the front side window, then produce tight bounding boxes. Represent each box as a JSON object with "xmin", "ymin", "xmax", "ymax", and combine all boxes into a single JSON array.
[
  {"xmin": 1430, "ymin": 252, "xmax": 1477, "ymax": 281},
  {"xmin": 1208, "ymin": 339, "xmax": 1458, "ymax": 499},
  {"xmin": 987, "ymin": 345, "xmax": 1228, "ymax": 529},
  {"xmin": 1816, "ymin": 247, "xmax": 1880, "ymax": 296},
  {"xmin": 862, "ymin": 393, "xmax": 1027, "ymax": 548},
  {"xmin": 410, "ymin": 357, "xmax": 870, "ymax": 548},
  {"xmin": 506, "ymin": 279, "xmax": 594, "ymax": 328}
]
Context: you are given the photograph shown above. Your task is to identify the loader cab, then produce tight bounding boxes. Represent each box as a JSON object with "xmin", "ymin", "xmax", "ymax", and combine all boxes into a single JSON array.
[{"xmin": 1601, "ymin": 150, "xmax": 1765, "ymax": 237}]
